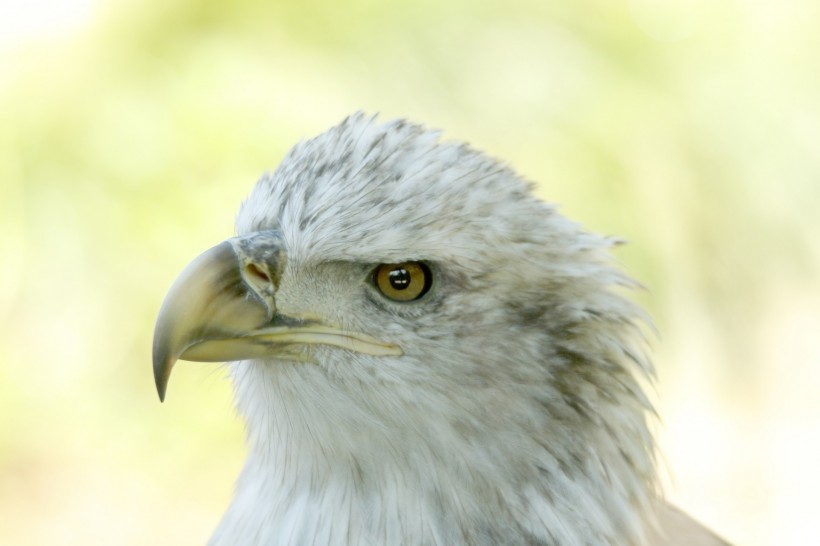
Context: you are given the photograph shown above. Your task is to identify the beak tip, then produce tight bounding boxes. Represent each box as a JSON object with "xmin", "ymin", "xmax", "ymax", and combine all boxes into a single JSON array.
[{"xmin": 153, "ymin": 352, "xmax": 173, "ymax": 403}]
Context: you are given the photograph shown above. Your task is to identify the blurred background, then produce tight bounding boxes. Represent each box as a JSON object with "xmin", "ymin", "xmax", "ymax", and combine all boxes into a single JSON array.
[{"xmin": 1, "ymin": 0, "xmax": 818, "ymax": 544}]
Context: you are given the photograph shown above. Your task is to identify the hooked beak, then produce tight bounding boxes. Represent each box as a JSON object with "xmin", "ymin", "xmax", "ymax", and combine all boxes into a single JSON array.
[{"xmin": 152, "ymin": 231, "xmax": 402, "ymax": 402}]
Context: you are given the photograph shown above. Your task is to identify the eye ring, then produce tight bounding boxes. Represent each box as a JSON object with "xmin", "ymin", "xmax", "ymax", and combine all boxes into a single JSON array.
[{"xmin": 373, "ymin": 262, "xmax": 432, "ymax": 302}]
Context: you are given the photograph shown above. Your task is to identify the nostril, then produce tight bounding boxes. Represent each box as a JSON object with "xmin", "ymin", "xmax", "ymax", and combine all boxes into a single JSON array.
[{"xmin": 246, "ymin": 263, "xmax": 271, "ymax": 284}]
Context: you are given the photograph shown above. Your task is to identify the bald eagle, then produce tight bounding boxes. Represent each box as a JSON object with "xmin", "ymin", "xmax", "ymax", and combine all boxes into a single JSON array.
[{"xmin": 153, "ymin": 114, "xmax": 730, "ymax": 545}]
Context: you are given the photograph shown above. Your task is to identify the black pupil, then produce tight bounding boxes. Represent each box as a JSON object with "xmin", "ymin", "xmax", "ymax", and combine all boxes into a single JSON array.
[{"xmin": 388, "ymin": 268, "xmax": 411, "ymax": 290}]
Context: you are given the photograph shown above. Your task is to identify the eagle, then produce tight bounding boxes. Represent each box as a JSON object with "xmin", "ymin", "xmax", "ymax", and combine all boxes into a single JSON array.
[{"xmin": 153, "ymin": 114, "xmax": 730, "ymax": 546}]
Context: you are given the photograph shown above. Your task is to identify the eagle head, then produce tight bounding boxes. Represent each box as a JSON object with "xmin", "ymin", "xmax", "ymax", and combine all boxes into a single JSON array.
[{"xmin": 153, "ymin": 114, "xmax": 658, "ymax": 546}]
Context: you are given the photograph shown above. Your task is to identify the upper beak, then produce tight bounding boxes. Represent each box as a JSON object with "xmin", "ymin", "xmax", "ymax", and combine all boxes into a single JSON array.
[{"xmin": 152, "ymin": 231, "xmax": 402, "ymax": 402}]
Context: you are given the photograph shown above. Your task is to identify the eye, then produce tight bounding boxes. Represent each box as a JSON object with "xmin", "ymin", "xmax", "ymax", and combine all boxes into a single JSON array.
[{"xmin": 373, "ymin": 262, "xmax": 432, "ymax": 302}]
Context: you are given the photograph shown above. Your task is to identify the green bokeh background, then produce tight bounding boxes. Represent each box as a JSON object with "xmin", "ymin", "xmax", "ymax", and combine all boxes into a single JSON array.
[{"xmin": 1, "ymin": 1, "xmax": 818, "ymax": 544}]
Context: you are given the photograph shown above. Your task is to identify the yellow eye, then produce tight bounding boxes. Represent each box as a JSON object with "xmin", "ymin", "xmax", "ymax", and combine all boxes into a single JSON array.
[{"xmin": 373, "ymin": 262, "xmax": 432, "ymax": 302}]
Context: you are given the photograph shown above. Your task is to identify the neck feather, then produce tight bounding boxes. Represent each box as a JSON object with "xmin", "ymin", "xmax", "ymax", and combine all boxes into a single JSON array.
[{"xmin": 211, "ymin": 360, "xmax": 655, "ymax": 546}]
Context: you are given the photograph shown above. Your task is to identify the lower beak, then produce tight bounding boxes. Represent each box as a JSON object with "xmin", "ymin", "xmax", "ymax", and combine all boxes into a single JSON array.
[{"xmin": 152, "ymin": 232, "xmax": 402, "ymax": 401}]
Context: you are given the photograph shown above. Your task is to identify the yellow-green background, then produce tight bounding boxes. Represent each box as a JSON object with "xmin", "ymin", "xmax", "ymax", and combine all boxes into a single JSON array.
[{"xmin": 1, "ymin": 1, "xmax": 818, "ymax": 544}]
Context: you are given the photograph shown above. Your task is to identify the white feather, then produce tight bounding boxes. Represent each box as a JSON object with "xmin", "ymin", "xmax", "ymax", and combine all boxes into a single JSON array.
[{"xmin": 212, "ymin": 113, "xmax": 657, "ymax": 545}]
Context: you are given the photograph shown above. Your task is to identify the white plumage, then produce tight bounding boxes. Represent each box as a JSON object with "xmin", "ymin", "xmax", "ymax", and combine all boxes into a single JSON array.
[{"xmin": 153, "ymin": 113, "xmax": 730, "ymax": 546}]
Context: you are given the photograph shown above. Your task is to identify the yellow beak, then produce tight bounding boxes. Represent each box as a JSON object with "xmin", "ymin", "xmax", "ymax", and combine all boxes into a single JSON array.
[{"xmin": 152, "ymin": 231, "xmax": 402, "ymax": 401}]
